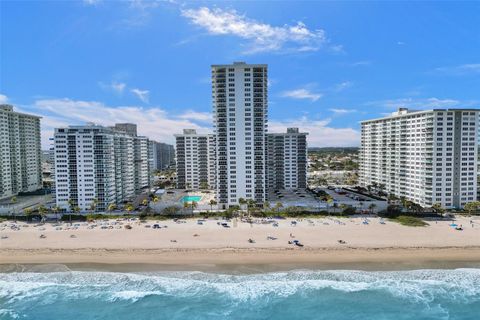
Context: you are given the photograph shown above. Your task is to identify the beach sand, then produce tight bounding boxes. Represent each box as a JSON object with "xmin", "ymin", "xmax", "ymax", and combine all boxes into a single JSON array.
[{"xmin": 1, "ymin": 216, "xmax": 480, "ymax": 269}]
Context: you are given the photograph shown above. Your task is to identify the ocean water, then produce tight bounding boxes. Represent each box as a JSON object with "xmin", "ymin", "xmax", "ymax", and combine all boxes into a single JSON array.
[{"xmin": 1, "ymin": 268, "xmax": 480, "ymax": 320}]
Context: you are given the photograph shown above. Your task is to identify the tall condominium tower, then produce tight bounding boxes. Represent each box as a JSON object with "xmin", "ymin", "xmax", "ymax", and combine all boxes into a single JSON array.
[
  {"xmin": 149, "ymin": 141, "xmax": 175, "ymax": 171},
  {"xmin": 360, "ymin": 108, "xmax": 479, "ymax": 209},
  {"xmin": 175, "ymin": 129, "xmax": 216, "ymax": 190},
  {"xmin": 266, "ymin": 128, "xmax": 308, "ymax": 190},
  {"xmin": 0, "ymin": 105, "xmax": 42, "ymax": 200},
  {"xmin": 212, "ymin": 62, "xmax": 268, "ymax": 206},
  {"xmin": 113, "ymin": 123, "xmax": 137, "ymax": 137},
  {"xmin": 54, "ymin": 124, "xmax": 149, "ymax": 211}
]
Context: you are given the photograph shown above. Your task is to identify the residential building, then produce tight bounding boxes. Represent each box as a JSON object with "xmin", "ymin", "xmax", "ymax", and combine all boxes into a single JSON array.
[
  {"xmin": 360, "ymin": 108, "xmax": 479, "ymax": 209},
  {"xmin": 266, "ymin": 128, "xmax": 308, "ymax": 190},
  {"xmin": 133, "ymin": 136, "xmax": 150, "ymax": 192},
  {"xmin": 149, "ymin": 141, "xmax": 175, "ymax": 171},
  {"xmin": 175, "ymin": 129, "xmax": 216, "ymax": 190},
  {"xmin": 113, "ymin": 123, "xmax": 137, "ymax": 137},
  {"xmin": 212, "ymin": 62, "xmax": 268, "ymax": 206},
  {"xmin": 0, "ymin": 105, "xmax": 42, "ymax": 200},
  {"xmin": 111, "ymin": 123, "xmax": 151, "ymax": 192},
  {"xmin": 53, "ymin": 124, "xmax": 149, "ymax": 211}
]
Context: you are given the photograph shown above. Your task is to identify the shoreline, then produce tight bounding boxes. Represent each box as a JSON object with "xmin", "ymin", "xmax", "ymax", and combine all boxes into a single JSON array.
[{"xmin": 2, "ymin": 247, "xmax": 480, "ymax": 272}]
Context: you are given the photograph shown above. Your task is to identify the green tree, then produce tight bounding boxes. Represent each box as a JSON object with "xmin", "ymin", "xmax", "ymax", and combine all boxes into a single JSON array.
[
  {"xmin": 51, "ymin": 205, "xmax": 60, "ymax": 221},
  {"xmin": 67, "ymin": 199, "xmax": 76, "ymax": 225},
  {"xmin": 38, "ymin": 205, "xmax": 48, "ymax": 222},
  {"xmin": 209, "ymin": 199, "xmax": 217, "ymax": 212},
  {"xmin": 24, "ymin": 208, "xmax": 33, "ymax": 222},
  {"xmin": 368, "ymin": 203, "xmax": 377, "ymax": 214},
  {"xmin": 263, "ymin": 201, "xmax": 270, "ymax": 212},
  {"xmin": 107, "ymin": 203, "xmax": 117, "ymax": 212},
  {"xmin": 191, "ymin": 201, "xmax": 198, "ymax": 213},
  {"xmin": 274, "ymin": 202, "xmax": 283, "ymax": 213},
  {"xmin": 431, "ymin": 203, "xmax": 445, "ymax": 214},
  {"xmin": 10, "ymin": 196, "xmax": 17, "ymax": 221},
  {"xmin": 464, "ymin": 201, "xmax": 480, "ymax": 215},
  {"xmin": 247, "ymin": 199, "xmax": 256, "ymax": 218},
  {"xmin": 89, "ymin": 199, "xmax": 98, "ymax": 213},
  {"xmin": 239, "ymin": 198, "xmax": 247, "ymax": 211},
  {"xmin": 125, "ymin": 203, "xmax": 134, "ymax": 214}
]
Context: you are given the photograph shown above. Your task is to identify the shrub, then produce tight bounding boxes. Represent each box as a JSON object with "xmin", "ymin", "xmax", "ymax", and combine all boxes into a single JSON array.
[
  {"xmin": 341, "ymin": 206, "xmax": 356, "ymax": 215},
  {"xmin": 392, "ymin": 215, "xmax": 428, "ymax": 227}
]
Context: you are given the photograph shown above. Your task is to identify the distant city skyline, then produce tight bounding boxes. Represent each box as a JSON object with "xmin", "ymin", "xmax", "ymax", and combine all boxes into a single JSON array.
[{"xmin": 1, "ymin": 1, "xmax": 479, "ymax": 148}]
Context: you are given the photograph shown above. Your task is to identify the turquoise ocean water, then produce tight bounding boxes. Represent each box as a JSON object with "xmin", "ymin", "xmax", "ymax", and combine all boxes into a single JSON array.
[{"xmin": 1, "ymin": 268, "xmax": 480, "ymax": 319}]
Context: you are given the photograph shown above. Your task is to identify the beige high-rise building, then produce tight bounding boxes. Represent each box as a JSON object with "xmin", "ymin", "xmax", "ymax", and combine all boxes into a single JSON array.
[{"xmin": 0, "ymin": 105, "xmax": 42, "ymax": 200}]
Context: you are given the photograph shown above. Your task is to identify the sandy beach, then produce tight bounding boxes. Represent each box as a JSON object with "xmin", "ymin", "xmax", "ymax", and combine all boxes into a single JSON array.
[{"xmin": 2, "ymin": 216, "xmax": 480, "ymax": 268}]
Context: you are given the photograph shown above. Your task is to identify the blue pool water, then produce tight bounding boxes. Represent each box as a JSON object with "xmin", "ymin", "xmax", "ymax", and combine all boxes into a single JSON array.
[
  {"xmin": 1, "ymin": 269, "xmax": 480, "ymax": 319},
  {"xmin": 181, "ymin": 195, "xmax": 202, "ymax": 203}
]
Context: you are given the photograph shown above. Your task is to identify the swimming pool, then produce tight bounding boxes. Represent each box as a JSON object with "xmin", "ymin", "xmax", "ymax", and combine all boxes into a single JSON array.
[{"xmin": 181, "ymin": 196, "xmax": 202, "ymax": 203}]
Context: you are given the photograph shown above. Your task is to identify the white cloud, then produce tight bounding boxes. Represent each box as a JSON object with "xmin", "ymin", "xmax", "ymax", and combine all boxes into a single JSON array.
[
  {"xmin": 181, "ymin": 7, "xmax": 329, "ymax": 54},
  {"xmin": 397, "ymin": 41, "xmax": 406, "ymax": 45},
  {"xmin": 350, "ymin": 60, "xmax": 371, "ymax": 66},
  {"xmin": 434, "ymin": 63, "xmax": 480, "ymax": 75},
  {"xmin": 177, "ymin": 110, "xmax": 212, "ymax": 123},
  {"xmin": 369, "ymin": 97, "xmax": 462, "ymax": 109},
  {"xmin": 83, "ymin": 0, "xmax": 102, "ymax": 5},
  {"xmin": 281, "ymin": 88, "xmax": 322, "ymax": 102},
  {"xmin": 334, "ymin": 81, "xmax": 353, "ymax": 92},
  {"xmin": 27, "ymin": 98, "xmax": 211, "ymax": 148},
  {"xmin": 100, "ymin": 81, "xmax": 127, "ymax": 94},
  {"xmin": 329, "ymin": 108, "xmax": 357, "ymax": 115},
  {"xmin": 111, "ymin": 82, "xmax": 126, "ymax": 94},
  {"xmin": 269, "ymin": 117, "xmax": 360, "ymax": 147},
  {"xmin": 131, "ymin": 88, "xmax": 150, "ymax": 103},
  {"xmin": 0, "ymin": 93, "xmax": 8, "ymax": 104}
]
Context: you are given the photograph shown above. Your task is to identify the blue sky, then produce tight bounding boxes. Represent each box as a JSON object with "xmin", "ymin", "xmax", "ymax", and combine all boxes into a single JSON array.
[{"xmin": 1, "ymin": 0, "xmax": 479, "ymax": 148}]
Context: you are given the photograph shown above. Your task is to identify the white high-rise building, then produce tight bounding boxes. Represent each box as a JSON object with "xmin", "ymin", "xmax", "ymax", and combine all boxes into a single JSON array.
[
  {"xmin": 266, "ymin": 128, "xmax": 308, "ymax": 190},
  {"xmin": 212, "ymin": 62, "xmax": 268, "ymax": 206},
  {"xmin": 175, "ymin": 129, "xmax": 216, "ymax": 190},
  {"xmin": 110, "ymin": 123, "xmax": 151, "ymax": 192},
  {"xmin": 0, "ymin": 105, "xmax": 42, "ymax": 200},
  {"xmin": 360, "ymin": 108, "xmax": 479, "ymax": 209},
  {"xmin": 53, "ymin": 124, "xmax": 150, "ymax": 212},
  {"xmin": 133, "ymin": 136, "xmax": 150, "ymax": 192}
]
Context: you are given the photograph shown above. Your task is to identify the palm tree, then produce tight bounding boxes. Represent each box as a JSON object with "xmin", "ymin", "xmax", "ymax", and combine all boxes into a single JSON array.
[
  {"xmin": 10, "ymin": 196, "xmax": 17, "ymax": 222},
  {"xmin": 183, "ymin": 201, "xmax": 190, "ymax": 213},
  {"xmin": 24, "ymin": 208, "xmax": 33, "ymax": 222},
  {"xmin": 464, "ymin": 202, "xmax": 480, "ymax": 215},
  {"xmin": 368, "ymin": 203, "xmax": 377, "ymax": 214},
  {"xmin": 263, "ymin": 201, "xmax": 270, "ymax": 214},
  {"xmin": 89, "ymin": 199, "xmax": 98, "ymax": 213},
  {"xmin": 125, "ymin": 203, "xmax": 134, "ymax": 214},
  {"xmin": 38, "ymin": 206, "xmax": 48, "ymax": 222},
  {"xmin": 51, "ymin": 205, "xmax": 60, "ymax": 222},
  {"xmin": 191, "ymin": 201, "xmax": 198, "ymax": 214},
  {"xmin": 142, "ymin": 198, "xmax": 149, "ymax": 206},
  {"xmin": 67, "ymin": 199, "xmax": 75, "ymax": 225},
  {"xmin": 247, "ymin": 199, "xmax": 256, "ymax": 218},
  {"xmin": 209, "ymin": 199, "xmax": 217, "ymax": 212},
  {"xmin": 238, "ymin": 198, "xmax": 247, "ymax": 213},
  {"xmin": 432, "ymin": 203, "xmax": 445, "ymax": 214},
  {"xmin": 274, "ymin": 202, "xmax": 283, "ymax": 213},
  {"xmin": 107, "ymin": 203, "xmax": 117, "ymax": 212}
]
